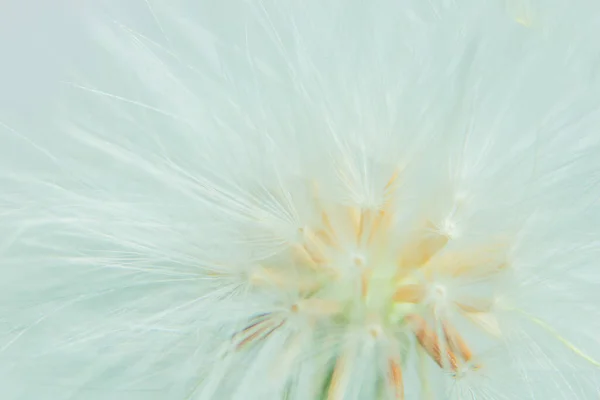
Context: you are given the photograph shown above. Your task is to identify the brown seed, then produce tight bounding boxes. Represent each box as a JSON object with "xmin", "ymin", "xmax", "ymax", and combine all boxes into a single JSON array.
[
  {"xmin": 407, "ymin": 314, "xmax": 459, "ymax": 371},
  {"xmin": 388, "ymin": 358, "xmax": 404, "ymax": 399}
]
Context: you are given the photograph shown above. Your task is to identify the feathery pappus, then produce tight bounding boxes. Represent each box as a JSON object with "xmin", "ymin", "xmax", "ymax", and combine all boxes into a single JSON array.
[{"xmin": 2, "ymin": 0, "xmax": 600, "ymax": 399}]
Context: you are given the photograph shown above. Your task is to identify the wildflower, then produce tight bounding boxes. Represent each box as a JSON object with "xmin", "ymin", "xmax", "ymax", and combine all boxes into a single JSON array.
[{"xmin": 1, "ymin": 1, "xmax": 600, "ymax": 399}]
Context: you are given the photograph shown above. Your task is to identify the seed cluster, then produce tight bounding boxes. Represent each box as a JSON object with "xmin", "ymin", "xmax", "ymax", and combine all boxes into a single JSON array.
[{"xmin": 233, "ymin": 172, "xmax": 508, "ymax": 398}]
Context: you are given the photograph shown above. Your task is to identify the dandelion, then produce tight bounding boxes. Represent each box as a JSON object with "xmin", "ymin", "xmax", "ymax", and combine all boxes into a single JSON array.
[{"xmin": 2, "ymin": 0, "xmax": 600, "ymax": 399}]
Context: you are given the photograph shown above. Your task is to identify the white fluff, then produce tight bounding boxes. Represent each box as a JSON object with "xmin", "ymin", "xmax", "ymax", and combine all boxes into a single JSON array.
[{"xmin": 2, "ymin": 0, "xmax": 600, "ymax": 399}]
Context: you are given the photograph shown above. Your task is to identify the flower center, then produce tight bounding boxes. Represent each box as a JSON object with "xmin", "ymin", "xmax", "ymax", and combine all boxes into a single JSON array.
[{"xmin": 236, "ymin": 171, "xmax": 508, "ymax": 397}]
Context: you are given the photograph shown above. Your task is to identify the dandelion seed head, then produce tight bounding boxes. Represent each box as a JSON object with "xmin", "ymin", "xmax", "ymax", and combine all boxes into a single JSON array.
[{"xmin": 2, "ymin": 0, "xmax": 600, "ymax": 399}]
